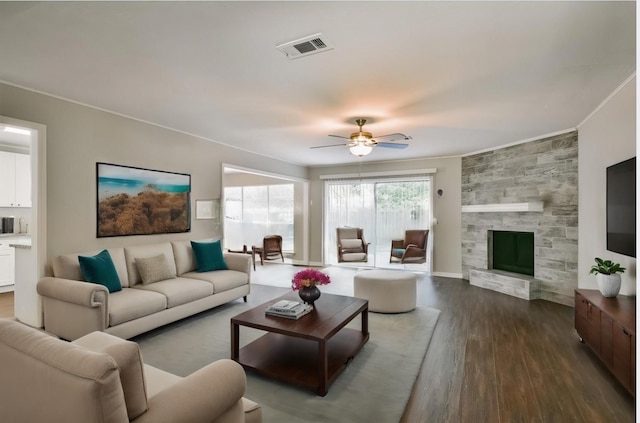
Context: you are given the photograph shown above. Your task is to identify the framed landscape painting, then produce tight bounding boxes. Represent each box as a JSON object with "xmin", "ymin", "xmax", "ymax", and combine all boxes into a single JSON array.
[{"xmin": 97, "ymin": 162, "xmax": 191, "ymax": 237}]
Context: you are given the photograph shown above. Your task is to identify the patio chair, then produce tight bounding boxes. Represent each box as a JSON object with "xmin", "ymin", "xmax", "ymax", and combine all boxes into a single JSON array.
[
  {"xmin": 337, "ymin": 227, "xmax": 368, "ymax": 263},
  {"xmin": 252, "ymin": 235, "xmax": 284, "ymax": 270},
  {"xmin": 390, "ymin": 229, "xmax": 429, "ymax": 264}
]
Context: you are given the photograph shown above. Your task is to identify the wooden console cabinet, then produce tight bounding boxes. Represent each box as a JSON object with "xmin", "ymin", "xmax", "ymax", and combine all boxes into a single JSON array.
[{"xmin": 575, "ymin": 289, "xmax": 635, "ymax": 396}]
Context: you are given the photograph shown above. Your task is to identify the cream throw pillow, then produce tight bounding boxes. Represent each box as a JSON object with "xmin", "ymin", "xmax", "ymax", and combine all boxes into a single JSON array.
[
  {"xmin": 341, "ymin": 239, "xmax": 363, "ymax": 250},
  {"xmin": 135, "ymin": 254, "xmax": 176, "ymax": 285}
]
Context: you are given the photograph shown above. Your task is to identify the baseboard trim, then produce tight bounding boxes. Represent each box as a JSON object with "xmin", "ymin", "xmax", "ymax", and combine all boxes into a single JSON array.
[
  {"xmin": 289, "ymin": 265, "xmax": 462, "ymax": 277},
  {"xmin": 285, "ymin": 260, "xmax": 326, "ymax": 267},
  {"xmin": 432, "ymin": 272, "xmax": 463, "ymax": 279}
]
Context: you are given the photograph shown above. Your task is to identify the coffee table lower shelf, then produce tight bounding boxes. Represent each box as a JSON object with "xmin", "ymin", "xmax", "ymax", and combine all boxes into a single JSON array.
[{"xmin": 236, "ymin": 328, "xmax": 368, "ymax": 396}]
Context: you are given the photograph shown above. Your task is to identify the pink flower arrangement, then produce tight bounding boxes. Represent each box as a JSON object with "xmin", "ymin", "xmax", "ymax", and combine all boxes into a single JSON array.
[{"xmin": 291, "ymin": 268, "xmax": 331, "ymax": 291}]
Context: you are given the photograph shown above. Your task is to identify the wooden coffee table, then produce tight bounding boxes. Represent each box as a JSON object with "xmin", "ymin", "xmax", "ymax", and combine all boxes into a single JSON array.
[{"xmin": 231, "ymin": 292, "xmax": 369, "ymax": 396}]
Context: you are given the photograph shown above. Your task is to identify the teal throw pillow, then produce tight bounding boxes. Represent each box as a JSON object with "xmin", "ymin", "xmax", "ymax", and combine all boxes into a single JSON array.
[
  {"xmin": 191, "ymin": 240, "xmax": 228, "ymax": 272},
  {"xmin": 78, "ymin": 249, "xmax": 122, "ymax": 293}
]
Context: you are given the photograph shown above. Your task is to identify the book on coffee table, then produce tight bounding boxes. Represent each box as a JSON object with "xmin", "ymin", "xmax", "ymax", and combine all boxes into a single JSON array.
[{"xmin": 265, "ymin": 300, "xmax": 313, "ymax": 319}]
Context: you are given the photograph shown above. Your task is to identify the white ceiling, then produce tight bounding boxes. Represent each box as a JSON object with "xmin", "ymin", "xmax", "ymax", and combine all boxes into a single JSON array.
[{"xmin": 0, "ymin": 1, "xmax": 635, "ymax": 166}]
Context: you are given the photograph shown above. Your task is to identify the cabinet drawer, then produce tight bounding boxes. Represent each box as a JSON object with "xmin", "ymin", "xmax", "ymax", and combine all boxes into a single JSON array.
[
  {"xmin": 587, "ymin": 304, "xmax": 601, "ymax": 352},
  {"xmin": 0, "ymin": 247, "xmax": 15, "ymax": 287},
  {"xmin": 600, "ymin": 313, "xmax": 614, "ymax": 367},
  {"xmin": 575, "ymin": 293, "xmax": 588, "ymax": 338},
  {"xmin": 612, "ymin": 322, "xmax": 633, "ymax": 392}
]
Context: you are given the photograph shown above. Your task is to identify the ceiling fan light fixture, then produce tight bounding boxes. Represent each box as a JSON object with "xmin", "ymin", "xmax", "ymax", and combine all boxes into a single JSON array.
[
  {"xmin": 316, "ymin": 118, "xmax": 410, "ymax": 156},
  {"xmin": 350, "ymin": 131, "xmax": 372, "ymax": 142},
  {"xmin": 349, "ymin": 143, "xmax": 373, "ymax": 157}
]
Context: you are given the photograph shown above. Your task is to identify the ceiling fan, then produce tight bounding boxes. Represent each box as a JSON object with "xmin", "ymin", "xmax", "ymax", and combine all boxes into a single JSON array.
[{"xmin": 311, "ymin": 119, "xmax": 412, "ymax": 157}]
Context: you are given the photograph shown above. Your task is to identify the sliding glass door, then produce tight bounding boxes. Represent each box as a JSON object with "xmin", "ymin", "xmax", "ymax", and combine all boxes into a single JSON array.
[{"xmin": 324, "ymin": 176, "xmax": 432, "ymax": 271}]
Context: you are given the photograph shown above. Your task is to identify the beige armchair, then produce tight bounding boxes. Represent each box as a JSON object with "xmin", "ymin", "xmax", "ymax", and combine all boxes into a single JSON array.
[
  {"xmin": 0, "ymin": 318, "xmax": 262, "ymax": 423},
  {"xmin": 337, "ymin": 227, "xmax": 369, "ymax": 263}
]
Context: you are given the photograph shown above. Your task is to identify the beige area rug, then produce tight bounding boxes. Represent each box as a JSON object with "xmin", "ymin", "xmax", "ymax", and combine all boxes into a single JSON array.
[{"xmin": 134, "ymin": 299, "xmax": 439, "ymax": 423}]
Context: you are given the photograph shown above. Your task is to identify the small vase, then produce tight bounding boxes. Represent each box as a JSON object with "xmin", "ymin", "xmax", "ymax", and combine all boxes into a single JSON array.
[
  {"xmin": 299, "ymin": 285, "xmax": 321, "ymax": 306},
  {"xmin": 597, "ymin": 273, "xmax": 622, "ymax": 297}
]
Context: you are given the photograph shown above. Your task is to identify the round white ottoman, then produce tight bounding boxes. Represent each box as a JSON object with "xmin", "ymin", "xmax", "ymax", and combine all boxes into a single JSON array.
[{"xmin": 354, "ymin": 269, "xmax": 417, "ymax": 313}]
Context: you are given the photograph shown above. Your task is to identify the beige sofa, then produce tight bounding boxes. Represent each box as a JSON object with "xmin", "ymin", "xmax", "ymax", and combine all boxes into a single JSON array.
[
  {"xmin": 37, "ymin": 240, "xmax": 252, "ymax": 340},
  {"xmin": 0, "ymin": 318, "xmax": 262, "ymax": 423}
]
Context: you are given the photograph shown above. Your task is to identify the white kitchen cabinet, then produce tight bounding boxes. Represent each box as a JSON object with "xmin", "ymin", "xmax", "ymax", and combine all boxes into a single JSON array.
[
  {"xmin": 0, "ymin": 245, "xmax": 15, "ymax": 287},
  {"xmin": 14, "ymin": 153, "xmax": 31, "ymax": 207},
  {"xmin": 0, "ymin": 152, "xmax": 15, "ymax": 207},
  {"xmin": 0, "ymin": 151, "xmax": 31, "ymax": 207}
]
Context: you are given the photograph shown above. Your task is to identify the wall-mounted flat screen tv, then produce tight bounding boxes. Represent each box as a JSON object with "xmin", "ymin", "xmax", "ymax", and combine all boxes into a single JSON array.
[{"xmin": 606, "ymin": 157, "xmax": 636, "ymax": 257}]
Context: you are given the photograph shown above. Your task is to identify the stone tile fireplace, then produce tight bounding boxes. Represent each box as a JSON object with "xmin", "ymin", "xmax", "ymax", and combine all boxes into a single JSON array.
[
  {"xmin": 470, "ymin": 230, "xmax": 540, "ymax": 300},
  {"xmin": 461, "ymin": 131, "xmax": 578, "ymax": 306}
]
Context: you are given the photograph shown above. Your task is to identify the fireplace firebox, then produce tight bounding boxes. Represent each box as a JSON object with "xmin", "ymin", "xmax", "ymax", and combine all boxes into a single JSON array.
[{"xmin": 489, "ymin": 230, "xmax": 534, "ymax": 276}]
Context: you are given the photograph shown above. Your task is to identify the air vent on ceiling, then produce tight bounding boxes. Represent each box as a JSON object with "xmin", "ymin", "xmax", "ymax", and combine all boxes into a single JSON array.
[{"xmin": 276, "ymin": 33, "xmax": 333, "ymax": 60}]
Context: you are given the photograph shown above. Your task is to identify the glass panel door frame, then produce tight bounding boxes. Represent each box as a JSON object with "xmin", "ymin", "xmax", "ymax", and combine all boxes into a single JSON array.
[
  {"xmin": 223, "ymin": 184, "xmax": 295, "ymax": 252},
  {"xmin": 323, "ymin": 175, "xmax": 433, "ymax": 273},
  {"xmin": 222, "ymin": 164, "xmax": 310, "ymax": 265}
]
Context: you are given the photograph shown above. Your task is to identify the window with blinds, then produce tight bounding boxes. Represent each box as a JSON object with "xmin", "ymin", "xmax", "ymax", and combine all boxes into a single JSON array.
[{"xmin": 224, "ymin": 184, "xmax": 294, "ymax": 251}]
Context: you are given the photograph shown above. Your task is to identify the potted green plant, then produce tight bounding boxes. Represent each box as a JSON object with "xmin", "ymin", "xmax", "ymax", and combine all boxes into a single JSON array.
[{"xmin": 589, "ymin": 258, "xmax": 626, "ymax": 297}]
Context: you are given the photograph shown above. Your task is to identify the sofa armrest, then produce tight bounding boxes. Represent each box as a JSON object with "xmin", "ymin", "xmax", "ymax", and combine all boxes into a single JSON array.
[
  {"xmin": 224, "ymin": 253, "xmax": 252, "ymax": 276},
  {"xmin": 37, "ymin": 277, "xmax": 109, "ymax": 340},
  {"xmin": 38, "ymin": 277, "xmax": 109, "ymax": 308},
  {"xmin": 134, "ymin": 359, "xmax": 247, "ymax": 423}
]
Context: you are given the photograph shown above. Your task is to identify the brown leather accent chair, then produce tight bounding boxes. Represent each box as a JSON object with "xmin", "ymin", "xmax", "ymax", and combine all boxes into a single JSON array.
[
  {"xmin": 252, "ymin": 235, "xmax": 284, "ymax": 270},
  {"xmin": 336, "ymin": 227, "xmax": 368, "ymax": 263},
  {"xmin": 390, "ymin": 230, "xmax": 429, "ymax": 264}
]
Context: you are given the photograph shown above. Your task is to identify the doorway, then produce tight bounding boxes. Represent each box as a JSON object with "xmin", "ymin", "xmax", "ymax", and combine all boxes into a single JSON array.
[
  {"xmin": 0, "ymin": 115, "xmax": 46, "ymax": 327},
  {"xmin": 222, "ymin": 164, "xmax": 309, "ymax": 265}
]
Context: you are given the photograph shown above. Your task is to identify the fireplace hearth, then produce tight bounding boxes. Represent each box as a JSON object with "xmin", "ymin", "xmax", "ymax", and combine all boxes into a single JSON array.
[{"xmin": 470, "ymin": 230, "xmax": 540, "ymax": 300}]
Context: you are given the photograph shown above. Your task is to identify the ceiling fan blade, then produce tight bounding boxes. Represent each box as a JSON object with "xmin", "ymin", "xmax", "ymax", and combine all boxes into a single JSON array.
[
  {"xmin": 377, "ymin": 142, "xmax": 409, "ymax": 149},
  {"xmin": 374, "ymin": 133, "xmax": 412, "ymax": 142},
  {"xmin": 328, "ymin": 134, "xmax": 351, "ymax": 140},
  {"xmin": 310, "ymin": 143, "xmax": 349, "ymax": 149}
]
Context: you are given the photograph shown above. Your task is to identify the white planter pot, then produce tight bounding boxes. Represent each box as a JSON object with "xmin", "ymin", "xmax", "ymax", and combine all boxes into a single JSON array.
[{"xmin": 596, "ymin": 273, "xmax": 622, "ymax": 297}]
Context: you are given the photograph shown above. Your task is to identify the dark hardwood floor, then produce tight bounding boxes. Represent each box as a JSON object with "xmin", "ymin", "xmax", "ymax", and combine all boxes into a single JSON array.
[{"xmin": 399, "ymin": 275, "xmax": 635, "ymax": 423}]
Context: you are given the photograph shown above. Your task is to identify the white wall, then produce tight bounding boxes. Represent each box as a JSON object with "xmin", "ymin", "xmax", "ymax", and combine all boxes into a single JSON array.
[
  {"xmin": 0, "ymin": 83, "xmax": 307, "ymax": 261},
  {"xmin": 224, "ymin": 172, "xmax": 293, "ymax": 187},
  {"xmin": 578, "ymin": 75, "xmax": 636, "ymax": 294},
  {"xmin": 307, "ymin": 156, "xmax": 462, "ymax": 276}
]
